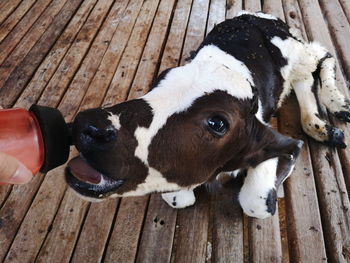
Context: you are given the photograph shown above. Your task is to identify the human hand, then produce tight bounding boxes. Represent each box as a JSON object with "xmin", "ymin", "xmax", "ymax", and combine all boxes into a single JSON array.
[{"xmin": 0, "ymin": 151, "xmax": 33, "ymax": 184}]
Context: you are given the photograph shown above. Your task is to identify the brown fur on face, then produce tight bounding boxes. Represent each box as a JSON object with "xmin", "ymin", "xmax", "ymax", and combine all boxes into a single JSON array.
[{"xmin": 148, "ymin": 90, "xmax": 300, "ymax": 187}]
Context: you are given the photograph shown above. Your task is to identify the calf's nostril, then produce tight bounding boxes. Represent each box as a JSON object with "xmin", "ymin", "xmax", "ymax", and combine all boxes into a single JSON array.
[{"xmin": 83, "ymin": 125, "xmax": 117, "ymax": 143}]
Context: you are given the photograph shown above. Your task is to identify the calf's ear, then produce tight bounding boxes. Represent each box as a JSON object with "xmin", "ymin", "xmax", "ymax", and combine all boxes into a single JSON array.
[{"xmin": 243, "ymin": 122, "xmax": 304, "ymax": 167}]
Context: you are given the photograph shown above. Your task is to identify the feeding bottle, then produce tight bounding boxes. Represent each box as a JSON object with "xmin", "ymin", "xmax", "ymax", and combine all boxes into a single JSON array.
[{"xmin": 0, "ymin": 105, "xmax": 72, "ymax": 178}]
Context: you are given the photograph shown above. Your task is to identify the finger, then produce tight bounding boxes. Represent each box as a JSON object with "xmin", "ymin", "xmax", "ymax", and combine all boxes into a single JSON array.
[{"xmin": 0, "ymin": 152, "xmax": 33, "ymax": 184}]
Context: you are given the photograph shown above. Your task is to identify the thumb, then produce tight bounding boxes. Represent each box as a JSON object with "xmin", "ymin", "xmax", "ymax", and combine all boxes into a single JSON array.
[{"xmin": 0, "ymin": 152, "xmax": 33, "ymax": 184}]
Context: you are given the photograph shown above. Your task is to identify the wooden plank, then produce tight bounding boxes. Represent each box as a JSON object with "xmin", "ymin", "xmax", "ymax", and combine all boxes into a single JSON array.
[
  {"xmin": 70, "ymin": 199, "xmax": 119, "ymax": 263},
  {"xmin": 121, "ymin": 0, "xmax": 177, "ymax": 100},
  {"xmin": 79, "ymin": 0, "xmax": 155, "ymax": 110},
  {"xmin": 0, "ymin": 0, "xmax": 70, "ymax": 105},
  {"xmin": 212, "ymin": 180, "xmax": 244, "ymax": 262},
  {"xmin": 0, "ymin": 175, "xmax": 45, "ymax": 262},
  {"xmin": 35, "ymin": 189, "xmax": 89, "ymax": 263},
  {"xmin": 279, "ymin": 96, "xmax": 327, "ymax": 263},
  {"xmin": 3, "ymin": 164, "xmax": 69, "ymax": 263},
  {"xmin": 0, "ymin": 0, "xmax": 37, "ymax": 42},
  {"xmin": 0, "ymin": 0, "xmax": 22, "ymax": 25},
  {"xmin": 179, "ymin": 0, "xmax": 210, "ymax": 65},
  {"xmin": 57, "ymin": 0, "xmax": 136, "ymax": 119},
  {"xmin": 171, "ymin": 188, "xmax": 210, "ymax": 263},
  {"xmin": 263, "ymin": 0, "xmax": 284, "ymax": 18},
  {"xmin": 14, "ymin": 0, "xmax": 97, "ymax": 110},
  {"xmin": 280, "ymin": 2, "xmax": 328, "ymax": 262},
  {"xmin": 207, "ymin": 0, "xmax": 226, "ymax": 34},
  {"xmin": 103, "ymin": 196, "xmax": 149, "ymax": 263},
  {"xmin": 319, "ymin": 0, "xmax": 350, "ymax": 80},
  {"xmin": 339, "ymin": 0, "xmax": 350, "ymax": 24},
  {"xmin": 0, "ymin": 0, "xmax": 84, "ymax": 108},
  {"xmin": 295, "ymin": 1, "xmax": 350, "ymax": 261},
  {"xmin": 0, "ymin": 184, "xmax": 11, "ymax": 208},
  {"xmin": 282, "ymin": 0, "xmax": 308, "ymax": 40},
  {"xmin": 244, "ymin": 0, "xmax": 261, "ymax": 12},
  {"xmin": 158, "ymin": 0, "xmax": 193, "ymax": 72},
  {"xmin": 249, "ymin": 210, "xmax": 282, "ymax": 262},
  {"xmin": 0, "ymin": 0, "xmax": 54, "ymax": 67},
  {"xmin": 135, "ymin": 195, "xmax": 177, "ymax": 263},
  {"xmin": 226, "ymin": 0, "xmax": 243, "ymax": 19},
  {"xmin": 36, "ymin": 0, "xmax": 115, "ymax": 108}
]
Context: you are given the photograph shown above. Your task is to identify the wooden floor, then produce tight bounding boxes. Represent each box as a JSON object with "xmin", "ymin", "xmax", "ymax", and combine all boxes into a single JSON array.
[{"xmin": 0, "ymin": 0, "xmax": 350, "ymax": 262}]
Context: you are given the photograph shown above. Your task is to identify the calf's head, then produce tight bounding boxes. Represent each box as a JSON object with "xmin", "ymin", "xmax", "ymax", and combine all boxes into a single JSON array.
[{"xmin": 65, "ymin": 52, "xmax": 303, "ymax": 206}]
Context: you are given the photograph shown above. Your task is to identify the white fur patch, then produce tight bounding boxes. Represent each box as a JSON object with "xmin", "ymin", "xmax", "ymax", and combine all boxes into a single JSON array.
[
  {"xmin": 319, "ymin": 57, "xmax": 348, "ymax": 114},
  {"xmin": 109, "ymin": 168, "xmax": 200, "ymax": 198},
  {"xmin": 161, "ymin": 189, "xmax": 196, "ymax": 208},
  {"xmin": 134, "ymin": 45, "xmax": 254, "ymax": 166},
  {"xmin": 255, "ymin": 99, "xmax": 267, "ymax": 124},
  {"xmin": 239, "ymin": 158, "xmax": 278, "ymax": 219},
  {"xmin": 237, "ymin": 10, "xmax": 278, "ymax": 20},
  {"xmin": 107, "ymin": 113, "xmax": 121, "ymax": 130},
  {"xmin": 271, "ymin": 37, "xmax": 328, "ymax": 108}
]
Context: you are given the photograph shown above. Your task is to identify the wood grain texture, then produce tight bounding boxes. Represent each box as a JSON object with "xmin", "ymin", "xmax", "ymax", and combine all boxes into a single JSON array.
[
  {"xmin": 58, "ymin": 0, "xmax": 134, "ymax": 118},
  {"xmin": 0, "ymin": 0, "xmax": 67, "ymax": 88},
  {"xmin": 102, "ymin": 0, "xmax": 162, "ymax": 106},
  {"xmin": 298, "ymin": 1, "xmax": 350, "ymax": 261},
  {"xmin": 0, "ymin": 0, "xmax": 37, "ymax": 42},
  {"xmin": 35, "ymin": 189, "xmax": 89, "ymax": 263},
  {"xmin": 0, "ymin": 175, "xmax": 45, "ymax": 262},
  {"xmin": 70, "ymin": 199, "xmax": 119, "ymax": 263},
  {"xmin": 339, "ymin": 0, "xmax": 350, "ymax": 24},
  {"xmin": 179, "ymin": 0, "xmax": 210, "ymax": 64},
  {"xmin": 226, "ymin": 0, "xmax": 243, "ymax": 19},
  {"xmin": 244, "ymin": 0, "xmax": 261, "ymax": 12},
  {"xmin": 0, "ymin": 0, "xmax": 22, "ymax": 26},
  {"xmin": 319, "ymin": 0, "xmax": 350, "ymax": 79},
  {"xmin": 171, "ymin": 188, "xmax": 211, "ymax": 263},
  {"xmin": 207, "ymin": 0, "xmax": 226, "ymax": 34},
  {"xmin": 212, "ymin": 181, "xmax": 244, "ymax": 263},
  {"xmin": 3, "ymin": 166, "xmax": 69, "ymax": 263},
  {"xmin": 15, "ymin": 0, "xmax": 97, "ymax": 109},
  {"xmin": 158, "ymin": 0, "xmax": 193, "ymax": 72},
  {"xmin": 249, "ymin": 211, "xmax": 282, "ymax": 263},
  {"xmin": 135, "ymin": 195, "xmax": 177, "ymax": 263},
  {"xmin": 0, "ymin": 0, "xmax": 83, "ymax": 108},
  {"xmin": 37, "ymin": 0, "xmax": 115, "ymax": 108},
  {"xmin": 103, "ymin": 196, "xmax": 150, "ymax": 263}
]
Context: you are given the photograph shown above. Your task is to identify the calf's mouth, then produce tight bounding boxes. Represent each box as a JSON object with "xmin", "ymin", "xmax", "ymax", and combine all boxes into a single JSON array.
[{"xmin": 65, "ymin": 156, "xmax": 124, "ymax": 199}]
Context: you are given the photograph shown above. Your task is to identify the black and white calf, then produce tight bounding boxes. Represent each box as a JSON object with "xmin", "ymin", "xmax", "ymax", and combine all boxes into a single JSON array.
[{"xmin": 65, "ymin": 11, "xmax": 350, "ymax": 219}]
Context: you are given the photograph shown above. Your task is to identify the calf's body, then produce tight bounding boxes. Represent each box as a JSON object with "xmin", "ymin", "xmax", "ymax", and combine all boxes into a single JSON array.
[{"xmin": 66, "ymin": 11, "xmax": 350, "ymax": 219}]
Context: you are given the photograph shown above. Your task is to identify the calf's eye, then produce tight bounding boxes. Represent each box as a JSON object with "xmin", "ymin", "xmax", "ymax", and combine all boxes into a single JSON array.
[{"xmin": 207, "ymin": 116, "xmax": 228, "ymax": 136}]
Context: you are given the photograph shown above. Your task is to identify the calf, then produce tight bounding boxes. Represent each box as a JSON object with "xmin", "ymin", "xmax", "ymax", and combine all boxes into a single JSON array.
[{"xmin": 65, "ymin": 11, "xmax": 350, "ymax": 219}]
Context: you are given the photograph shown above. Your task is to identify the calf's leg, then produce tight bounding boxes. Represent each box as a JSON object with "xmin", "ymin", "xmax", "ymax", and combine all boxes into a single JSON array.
[{"xmin": 293, "ymin": 75, "xmax": 346, "ymax": 148}]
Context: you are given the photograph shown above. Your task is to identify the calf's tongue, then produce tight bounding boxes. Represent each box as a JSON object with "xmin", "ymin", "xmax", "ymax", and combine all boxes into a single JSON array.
[{"xmin": 68, "ymin": 156, "xmax": 102, "ymax": 184}]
